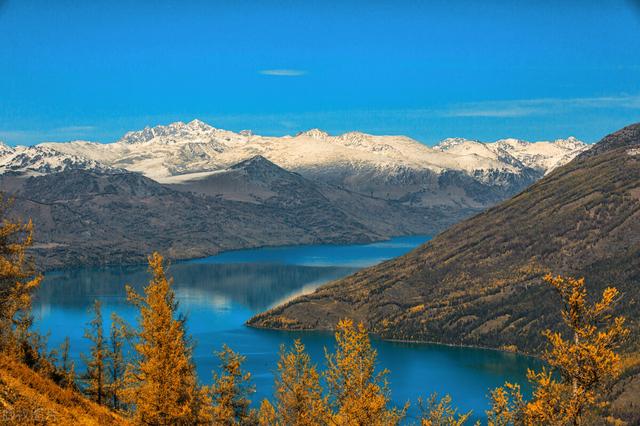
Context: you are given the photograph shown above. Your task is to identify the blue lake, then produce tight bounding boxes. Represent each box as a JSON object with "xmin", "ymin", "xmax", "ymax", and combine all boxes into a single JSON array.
[{"xmin": 33, "ymin": 236, "xmax": 540, "ymax": 423}]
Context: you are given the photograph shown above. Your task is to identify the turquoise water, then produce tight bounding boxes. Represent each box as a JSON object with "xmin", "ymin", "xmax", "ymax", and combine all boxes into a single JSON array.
[{"xmin": 33, "ymin": 236, "xmax": 539, "ymax": 422}]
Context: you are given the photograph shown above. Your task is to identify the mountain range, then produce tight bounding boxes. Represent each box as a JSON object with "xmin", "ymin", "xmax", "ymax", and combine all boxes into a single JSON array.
[
  {"xmin": 0, "ymin": 120, "xmax": 590, "ymax": 269},
  {"xmin": 1, "ymin": 120, "xmax": 588, "ymax": 207}
]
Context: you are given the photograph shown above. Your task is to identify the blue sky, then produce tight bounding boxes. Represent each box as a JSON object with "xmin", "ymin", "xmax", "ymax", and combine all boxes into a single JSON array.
[{"xmin": 1, "ymin": 0, "xmax": 639, "ymax": 146}]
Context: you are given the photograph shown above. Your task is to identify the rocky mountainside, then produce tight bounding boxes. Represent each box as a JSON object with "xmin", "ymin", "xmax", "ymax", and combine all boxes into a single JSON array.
[
  {"xmin": 249, "ymin": 123, "xmax": 640, "ymax": 356},
  {"xmin": 166, "ymin": 155, "xmax": 469, "ymax": 238},
  {"xmin": 1, "ymin": 157, "xmax": 451, "ymax": 270},
  {"xmin": 2, "ymin": 120, "xmax": 589, "ymax": 212}
]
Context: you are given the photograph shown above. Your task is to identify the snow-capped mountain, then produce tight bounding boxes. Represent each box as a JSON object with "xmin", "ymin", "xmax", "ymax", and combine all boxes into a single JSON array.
[
  {"xmin": 434, "ymin": 136, "xmax": 590, "ymax": 174},
  {"xmin": 0, "ymin": 144, "xmax": 118, "ymax": 175},
  {"xmin": 0, "ymin": 142, "xmax": 13, "ymax": 157},
  {"xmin": 0, "ymin": 119, "xmax": 589, "ymax": 209},
  {"xmin": 31, "ymin": 119, "xmax": 588, "ymax": 178}
]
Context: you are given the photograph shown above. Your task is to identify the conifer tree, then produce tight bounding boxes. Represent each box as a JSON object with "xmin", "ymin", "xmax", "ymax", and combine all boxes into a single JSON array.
[
  {"xmin": 125, "ymin": 252, "xmax": 207, "ymax": 424},
  {"xmin": 488, "ymin": 274, "xmax": 629, "ymax": 425},
  {"xmin": 0, "ymin": 194, "xmax": 42, "ymax": 356},
  {"xmin": 58, "ymin": 336, "xmax": 76, "ymax": 389},
  {"xmin": 210, "ymin": 344, "xmax": 258, "ymax": 425},
  {"xmin": 107, "ymin": 312, "xmax": 128, "ymax": 410},
  {"xmin": 486, "ymin": 383, "xmax": 525, "ymax": 426},
  {"xmin": 419, "ymin": 393, "xmax": 470, "ymax": 426},
  {"xmin": 82, "ymin": 299, "xmax": 107, "ymax": 405},
  {"xmin": 324, "ymin": 319, "xmax": 406, "ymax": 426},
  {"xmin": 258, "ymin": 339, "xmax": 328, "ymax": 426}
]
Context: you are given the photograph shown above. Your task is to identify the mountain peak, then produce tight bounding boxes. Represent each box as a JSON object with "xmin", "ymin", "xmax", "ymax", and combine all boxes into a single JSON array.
[
  {"xmin": 493, "ymin": 138, "xmax": 529, "ymax": 147},
  {"xmin": 552, "ymin": 136, "xmax": 587, "ymax": 150},
  {"xmin": 186, "ymin": 119, "xmax": 215, "ymax": 131},
  {"xmin": 118, "ymin": 120, "xmax": 220, "ymax": 144},
  {"xmin": 296, "ymin": 129, "xmax": 329, "ymax": 139},
  {"xmin": 434, "ymin": 138, "xmax": 482, "ymax": 151},
  {"xmin": 0, "ymin": 141, "xmax": 13, "ymax": 156},
  {"xmin": 337, "ymin": 131, "xmax": 374, "ymax": 142},
  {"xmin": 230, "ymin": 155, "xmax": 276, "ymax": 169}
]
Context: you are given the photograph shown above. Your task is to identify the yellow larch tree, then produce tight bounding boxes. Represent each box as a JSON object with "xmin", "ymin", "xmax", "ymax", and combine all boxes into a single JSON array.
[
  {"xmin": 107, "ymin": 312, "xmax": 129, "ymax": 411},
  {"xmin": 258, "ymin": 339, "xmax": 328, "ymax": 426},
  {"xmin": 324, "ymin": 318, "xmax": 407, "ymax": 426},
  {"xmin": 82, "ymin": 299, "xmax": 107, "ymax": 405},
  {"xmin": 419, "ymin": 393, "xmax": 471, "ymax": 426},
  {"xmin": 58, "ymin": 335, "xmax": 77, "ymax": 389},
  {"xmin": 488, "ymin": 274, "xmax": 629, "ymax": 426},
  {"xmin": 0, "ymin": 194, "xmax": 42, "ymax": 357},
  {"xmin": 486, "ymin": 383, "xmax": 525, "ymax": 426},
  {"xmin": 125, "ymin": 252, "xmax": 210, "ymax": 425},
  {"xmin": 210, "ymin": 344, "xmax": 258, "ymax": 425}
]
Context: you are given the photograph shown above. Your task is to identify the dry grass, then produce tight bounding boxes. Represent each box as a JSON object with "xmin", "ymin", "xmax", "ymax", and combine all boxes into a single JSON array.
[{"xmin": 0, "ymin": 354, "xmax": 130, "ymax": 426}]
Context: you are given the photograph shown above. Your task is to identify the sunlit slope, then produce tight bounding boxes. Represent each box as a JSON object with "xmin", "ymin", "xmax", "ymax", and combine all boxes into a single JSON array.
[{"xmin": 0, "ymin": 354, "xmax": 129, "ymax": 425}]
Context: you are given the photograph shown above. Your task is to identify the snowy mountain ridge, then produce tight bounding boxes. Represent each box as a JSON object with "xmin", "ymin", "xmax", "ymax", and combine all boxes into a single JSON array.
[
  {"xmin": 434, "ymin": 136, "xmax": 590, "ymax": 174},
  {"xmin": 0, "ymin": 144, "xmax": 120, "ymax": 175},
  {"xmin": 0, "ymin": 119, "xmax": 589, "ymax": 190}
]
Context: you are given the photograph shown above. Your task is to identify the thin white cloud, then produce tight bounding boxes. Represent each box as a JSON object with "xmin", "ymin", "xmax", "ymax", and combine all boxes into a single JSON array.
[
  {"xmin": 55, "ymin": 125, "xmax": 96, "ymax": 132},
  {"xmin": 445, "ymin": 106, "xmax": 540, "ymax": 118},
  {"xmin": 0, "ymin": 125, "xmax": 97, "ymax": 145},
  {"xmin": 444, "ymin": 94, "xmax": 640, "ymax": 118},
  {"xmin": 259, "ymin": 69, "xmax": 307, "ymax": 77}
]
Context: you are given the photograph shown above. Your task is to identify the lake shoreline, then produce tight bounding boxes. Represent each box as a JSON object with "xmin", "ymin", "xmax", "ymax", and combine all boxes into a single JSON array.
[
  {"xmin": 34, "ymin": 233, "xmax": 429, "ymax": 273},
  {"xmin": 246, "ymin": 322, "xmax": 541, "ymax": 359}
]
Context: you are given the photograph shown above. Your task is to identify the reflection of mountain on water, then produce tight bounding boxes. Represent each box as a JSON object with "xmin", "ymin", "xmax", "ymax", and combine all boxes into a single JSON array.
[{"xmin": 35, "ymin": 263, "xmax": 357, "ymax": 312}]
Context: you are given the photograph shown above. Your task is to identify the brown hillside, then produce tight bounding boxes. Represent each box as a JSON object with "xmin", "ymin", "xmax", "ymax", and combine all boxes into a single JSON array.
[
  {"xmin": 249, "ymin": 123, "xmax": 640, "ymax": 355},
  {"xmin": 0, "ymin": 355, "xmax": 129, "ymax": 425}
]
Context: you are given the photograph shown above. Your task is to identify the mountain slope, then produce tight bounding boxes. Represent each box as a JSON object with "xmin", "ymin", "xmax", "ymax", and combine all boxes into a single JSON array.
[
  {"xmin": 1, "ymin": 157, "xmax": 449, "ymax": 270},
  {"xmin": 0, "ymin": 354, "xmax": 129, "ymax": 425},
  {"xmin": 166, "ymin": 155, "xmax": 472, "ymax": 237},
  {"xmin": 249, "ymin": 123, "xmax": 640, "ymax": 355}
]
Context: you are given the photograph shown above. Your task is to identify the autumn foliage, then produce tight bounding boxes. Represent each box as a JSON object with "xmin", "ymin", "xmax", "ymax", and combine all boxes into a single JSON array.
[
  {"xmin": 259, "ymin": 339, "xmax": 328, "ymax": 426},
  {"xmin": 488, "ymin": 274, "xmax": 629, "ymax": 425},
  {"xmin": 124, "ymin": 252, "xmax": 208, "ymax": 424},
  {"xmin": 82, "ymin": 300, "xmax": 107, "ymax": 405},
  {"xmin": 0, "ymin": 195, "xmax": 42, "ymax": 357},
  {"xmin": 209, "ymin": 344, "xmax": 257, "ymax": 425}
]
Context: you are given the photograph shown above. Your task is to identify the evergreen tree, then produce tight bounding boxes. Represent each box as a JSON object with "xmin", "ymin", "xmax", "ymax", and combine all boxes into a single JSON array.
[
  {"xmin": 58, "ymin": 336, "xmax": 76, "ymax": 389},
  {"xmin": 488, "ymin": 274, "xmax": 629, "ymax": 425},
  {"xmin": 260, "ymin": 340, "xmax": 328, "ymax": 426},
  {"xmin": 258, "ymin": 340, "xmax": 328, "ymax": 426},
  {"xmin": 0, "ymin": 194, "xmax": 42, "ymax": 357},
  {"xmin": 486, "ymin": 383, "xmax": 524, "ymax": 426},
  {"xmin": 82, "ymin": 299, "xmax": 107, "ymax": 405},
  {"xmin": 418, "ymin": 393, "xmax": 470, "ymax": 426},
  {"xmin": 324, "ymin": 319, "xmax": 406, "ymax": 426},
  {"xmin": 125, "ymin": 252, "xmax": 207, "ymax": 424},
  {"xmin": 210, "ymin": 344, "xmax": 258, "ymax": 425},
  {"xmin": 107, "ymin": 312, "xmax": 128, "ymax": 410}
]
